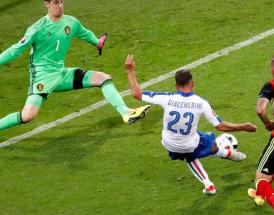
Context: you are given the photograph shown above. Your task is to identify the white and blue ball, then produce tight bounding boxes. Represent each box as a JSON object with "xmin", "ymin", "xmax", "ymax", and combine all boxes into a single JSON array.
[{"xmin": 215, "ymin": 133, "xmax": 238, "ymax": 151}]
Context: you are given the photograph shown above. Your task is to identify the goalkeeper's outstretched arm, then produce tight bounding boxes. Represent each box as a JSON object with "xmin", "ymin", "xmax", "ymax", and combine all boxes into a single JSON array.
[
  {"xmin": 74, "ymin": 19, "xmax": 107, "ymax": 56},
  {"xmin": 125, "ymin": 54, "xmax": 143, "ymax": 100},
  {"xmin": 0, "ymin": 42, "xmax": 29, "ymax": 65},
  {"xmin": 0, "ymin": 30, "xmax": 33, "ymax": 66}
]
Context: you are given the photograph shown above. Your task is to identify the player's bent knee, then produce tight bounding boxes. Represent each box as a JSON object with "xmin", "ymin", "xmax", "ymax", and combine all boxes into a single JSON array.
[
  {"xmin": 255, "ymin": 171, "xmax": 273, "ymax": 184},
  {"xmin": 92, "ymin": 71, "xmax": 112, "ymax": 87},
  {"xmin": 21, "ymin": 106, "xmax": 39, "ymax": 123},
  {"xmin": 21, "ymin": 112, "xmax": 37, "ymax": 123},
  {"xmin": 100, "ymin": 72, "xmax": 112, "ymax": 82}
]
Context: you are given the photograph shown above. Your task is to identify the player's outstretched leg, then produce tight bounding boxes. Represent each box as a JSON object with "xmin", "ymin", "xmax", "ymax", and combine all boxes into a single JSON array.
[
  {"xmin": 211, "ymin": 144, "xmax": 246, "ymax": 161},
  {"xmin": 91, "ymin": 71, "xmax": 150, "ymax": 124},
  {"xmin": 0, "ymin": 112, "xmax": 23, "ymax": 131},
  {"xmin": 187, "ymin": 159, "xmax": 216, "ymax": 195},
  {"xmin": 256, "ymin": 179, "xmax": 274, "ymax": 208},
  {"xmin": 0, "ymin": 95, "xmax": 42, "ymax": 131}
]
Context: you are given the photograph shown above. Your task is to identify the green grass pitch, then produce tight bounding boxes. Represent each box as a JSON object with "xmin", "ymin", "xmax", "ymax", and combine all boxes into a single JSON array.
[{"xmin": 0, "ymin": 0, "xmax": 274, "ymax": 214}]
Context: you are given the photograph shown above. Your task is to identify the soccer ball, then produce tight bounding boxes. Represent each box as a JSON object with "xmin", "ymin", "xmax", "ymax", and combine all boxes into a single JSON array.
[{"xmin": 215, "ymin": 133, "xmax": 238, "ymax": 151}]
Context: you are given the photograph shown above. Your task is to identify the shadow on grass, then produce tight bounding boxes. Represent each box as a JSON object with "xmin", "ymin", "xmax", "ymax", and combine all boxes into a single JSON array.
[
  {"xmin": 179, "ymin": 181, "xmax": 273, "ymax": 215},
  {"xmin": 1, "ymin": 111, "xmax": 159, "ymax": 170},
  {"xmin": 0, "ymin": 0, "xmax": 33, "ymax": 13}
]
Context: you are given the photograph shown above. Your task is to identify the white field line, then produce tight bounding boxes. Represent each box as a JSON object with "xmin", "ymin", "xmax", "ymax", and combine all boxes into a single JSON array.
[{"xmin": 1, "ymin": 28, "xmax": 274, "ymax": 148}]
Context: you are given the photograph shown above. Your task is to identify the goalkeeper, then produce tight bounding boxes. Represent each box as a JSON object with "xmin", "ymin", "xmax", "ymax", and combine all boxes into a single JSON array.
[{"xmin": 0, "ymin": 0, "xmax": 150, "ymax": 131}]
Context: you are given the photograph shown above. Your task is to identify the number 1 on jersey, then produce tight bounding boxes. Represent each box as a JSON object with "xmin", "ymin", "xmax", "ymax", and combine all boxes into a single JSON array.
[{"xmin": 56, "ymin": 40, "xmax": 60, "ymax": 51}]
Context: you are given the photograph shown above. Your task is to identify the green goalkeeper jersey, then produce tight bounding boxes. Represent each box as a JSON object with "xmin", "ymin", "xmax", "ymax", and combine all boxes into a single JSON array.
[{"xmin": 0, "ymin": 15, "xmax": 99, "ymax": 72}]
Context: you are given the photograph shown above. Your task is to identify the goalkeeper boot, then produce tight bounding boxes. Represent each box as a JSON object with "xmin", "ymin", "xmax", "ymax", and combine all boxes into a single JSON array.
[
  {"xmin": 97, "ymin": 33, "xmax": 108, "ymax": 56},
  {"xmin": 202, "ymin": 185, "xmax": 216, "ymax": 195},
  {"xmin": 123, "ymin": 105, "xmax": 151, "ymax": 124},
  {"xmin": 248, "ymin": 188, "xmax": 265, "ymax": 206},
  {"xmin": 228, "ymin": 150, "xmax": 246, "ymax": 162}
]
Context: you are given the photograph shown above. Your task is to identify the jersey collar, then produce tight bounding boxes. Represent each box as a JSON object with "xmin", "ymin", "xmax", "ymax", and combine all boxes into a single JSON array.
[
  {"xmin": 46, "ymin": 14, "xmax": 64, "ymax": 23},
  {"xmin": 176, "ymin": 90, "xmax": 194, "ymax": 97}
]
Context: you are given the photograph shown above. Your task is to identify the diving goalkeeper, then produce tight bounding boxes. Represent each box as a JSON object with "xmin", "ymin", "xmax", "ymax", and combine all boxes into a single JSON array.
[{"xmin": 0, "ymin": 0, "xmax": 150, "ymax": 131}]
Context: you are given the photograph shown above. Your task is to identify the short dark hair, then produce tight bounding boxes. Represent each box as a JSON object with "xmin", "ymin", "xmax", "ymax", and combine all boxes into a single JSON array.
[{"xmin": 175, "ymin": 69, "xmax": 192, "ymax": 86}]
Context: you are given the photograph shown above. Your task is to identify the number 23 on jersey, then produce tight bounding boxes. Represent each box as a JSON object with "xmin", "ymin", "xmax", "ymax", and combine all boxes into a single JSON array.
[{"xmin": 167, "ymin": 111, "xmax": 194, "ymax": 135}]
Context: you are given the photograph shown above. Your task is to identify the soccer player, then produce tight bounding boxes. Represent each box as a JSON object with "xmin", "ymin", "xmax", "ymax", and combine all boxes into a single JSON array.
[
  {"xmin": 248, "ymin": 57, "xmax": 274, "ymax": 208},
  {"xmin": 0, "ymin": 0, "xmax": 150, "ymax": 131},
  {"xmin": 125, "ymin": 55, "xmax": 257, "ymax": 195}
]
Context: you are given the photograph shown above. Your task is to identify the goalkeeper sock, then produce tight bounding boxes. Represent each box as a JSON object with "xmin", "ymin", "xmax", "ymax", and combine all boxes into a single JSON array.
[
  {"xmin": 0, "ymin": 112, "xmax": 22, "ymax": 131},
  {"xmin": 101, "ymin": 80, "xmax": 129, "ymax": 116}
]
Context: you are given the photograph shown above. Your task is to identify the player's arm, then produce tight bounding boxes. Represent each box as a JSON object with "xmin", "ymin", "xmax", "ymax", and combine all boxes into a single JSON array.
[
  {"xmin": 216, "ymin": 121, "xmax": 257, "ymax": 132},
  {"xmin": 74, "ymin": 19, "xmax": 107, "ymax": 55},
  {"xmin": 125, "ymin": 54, "xmax": 143, "ymax": 100},
  {"xmin": 125, "ymin": 55, "xmax": 168, "ymax": 106},
  {"xmin": 256, "ymin": 82, "xmax": 274, "ymax": 131},
  {"xmin": 0, "ymin": 25, "xmax": 34, "ymax": 66},
  {"xmin": 203, "ymin": 100, "xmax": 257, "ymax": 132},
  {"xmin": 0, "ymin": 34, "xmax": 32, "ymax": 66},
  {"xmin": 256, "ymin": 98, "xmax": 274, "ymax": 131}
]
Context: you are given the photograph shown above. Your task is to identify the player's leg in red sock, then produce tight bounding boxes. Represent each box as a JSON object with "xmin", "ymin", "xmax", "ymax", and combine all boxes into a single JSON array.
[{"xmin": 256, "ymin": 172, "xmax": 274, "ymax": 208}]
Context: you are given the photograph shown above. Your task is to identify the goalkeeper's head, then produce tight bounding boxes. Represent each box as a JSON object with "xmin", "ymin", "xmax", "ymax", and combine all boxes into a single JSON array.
[{"xmin": 44, "ymin": 0, "xmax": 63, "ymax": 18}]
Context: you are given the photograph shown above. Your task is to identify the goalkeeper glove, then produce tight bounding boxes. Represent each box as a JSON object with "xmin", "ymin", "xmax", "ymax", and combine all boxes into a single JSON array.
[{"xmin": 97, "ymin": 33, "xmax": 108, "ymax": 56}]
